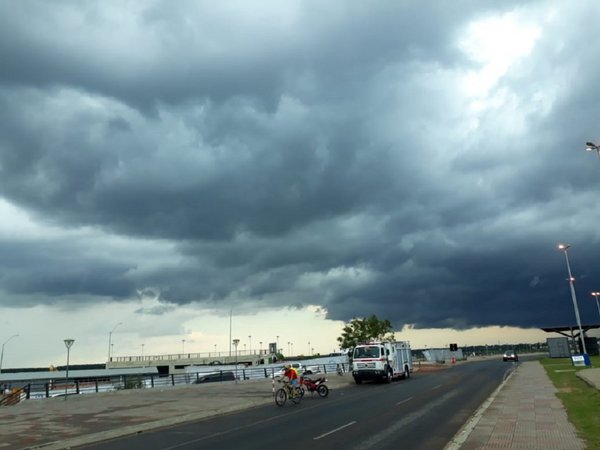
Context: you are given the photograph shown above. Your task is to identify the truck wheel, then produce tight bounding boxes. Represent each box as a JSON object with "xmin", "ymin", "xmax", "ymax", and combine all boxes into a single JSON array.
[
  {"xmin": 354, "ymin": 377, "xmax": 362, "ymax": 385},
  {"xmin": 385, "ymin": 368, "xmax": 392, "ymax": 383}
]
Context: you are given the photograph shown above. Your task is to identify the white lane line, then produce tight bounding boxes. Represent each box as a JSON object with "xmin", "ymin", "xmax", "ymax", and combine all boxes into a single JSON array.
[
  {"xmin": 396, "ymin": 396, "xmax": 413, "ymax": 406},
  {"xmin": 314, "ymin": 421, "xmax": 357, "ymax": 440},
  {"xmin": 431, "ymin": 384, "xmax": 443, "ymax": 390}
]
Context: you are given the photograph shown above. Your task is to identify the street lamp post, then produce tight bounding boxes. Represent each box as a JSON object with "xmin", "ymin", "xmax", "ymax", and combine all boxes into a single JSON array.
[
  {"xmin": 0, "ymin": 334, "xmax": 19, "ymax": 374},
  {"xmin": 229, "ymin": 302, "xmax": 233, "ymax": 358},
  {"xmin": 64, "ymin": 339, "xmax": 75, "ymax": 400},
  {"xmin": 182, "ymin": 339, "xmax": 186, "ymax": 355},
  {"xmin": 248, "ymin": 335, "xmax": 252, "ymax": 354},
  {"xmin": 592, "ymin": 292, "xmax": 600, "ymax": 321},
  {"xmin": 108, "ymin": 322, "xmax": 122, "ymax": 363},
  {"xmin": 557, "ymin": 244, "xmax": 588, "ymax": 355},
  {"xmin": 232, "ymin": 339, "xmax": 240, "ymax": 383},
  {"xmin": 585, "ymin": 141, "xmax": 600, "ymax": 160}
]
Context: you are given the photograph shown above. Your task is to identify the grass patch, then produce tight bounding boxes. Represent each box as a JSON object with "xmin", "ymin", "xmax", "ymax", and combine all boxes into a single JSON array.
[{"xmin": 540, "ymin": 356, "xmax": 600, "ymax": 449}]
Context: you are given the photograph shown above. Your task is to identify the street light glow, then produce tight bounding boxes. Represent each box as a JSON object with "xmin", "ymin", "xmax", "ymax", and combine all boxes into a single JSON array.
[{"xmin": 585, "ymin": 141, "xmax": 600, "ymax": 159}]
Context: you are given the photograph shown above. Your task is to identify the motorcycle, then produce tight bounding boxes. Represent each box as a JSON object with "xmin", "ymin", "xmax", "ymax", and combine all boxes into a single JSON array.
[{"xmin": 300, "ymin": 376, "xmax": 329, "ymax": 397}]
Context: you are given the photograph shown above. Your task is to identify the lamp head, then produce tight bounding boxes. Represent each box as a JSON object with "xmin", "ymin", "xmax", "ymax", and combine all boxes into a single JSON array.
[
  {"xmin": 557, "ymin": 243, "xmax": 571, "ymax": 251},
  {"xmin": 586, "ymin": 141, "xmax": 596, "ymax": 148}
]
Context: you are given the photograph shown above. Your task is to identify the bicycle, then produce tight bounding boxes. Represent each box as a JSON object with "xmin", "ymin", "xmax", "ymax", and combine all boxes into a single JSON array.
[{"xmin": 274, "ymin": 379, "xmax": 302, "ymax": 406}]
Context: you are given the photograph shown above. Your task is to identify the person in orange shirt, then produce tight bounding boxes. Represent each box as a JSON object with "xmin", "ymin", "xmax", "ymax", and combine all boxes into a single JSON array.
[{"xmin": 281, "ymin": 364, "xmax": 300, "ymax": 396}]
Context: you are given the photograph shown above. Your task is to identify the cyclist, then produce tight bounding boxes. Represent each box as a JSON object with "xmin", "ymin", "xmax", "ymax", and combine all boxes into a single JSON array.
[{"xmin": 281, "ymin": 364, "xmax": 300, "ymax": 397}]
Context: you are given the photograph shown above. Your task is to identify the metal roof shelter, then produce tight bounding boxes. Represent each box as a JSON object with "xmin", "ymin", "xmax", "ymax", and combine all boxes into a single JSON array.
[{"xmin": 540, "ymin": 324, "xmax": 600, "ymax": 339}]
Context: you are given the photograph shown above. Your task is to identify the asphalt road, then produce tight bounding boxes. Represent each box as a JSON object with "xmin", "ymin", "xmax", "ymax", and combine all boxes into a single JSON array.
[{"xmin": 81, "ymin": 359, "xmax": 514, "ymax": 450}]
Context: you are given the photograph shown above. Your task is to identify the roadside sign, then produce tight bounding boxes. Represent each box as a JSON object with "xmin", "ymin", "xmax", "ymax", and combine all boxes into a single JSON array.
[{"xmin": 571, "ymin": 354, "xmax": 591, "ymax": 367}]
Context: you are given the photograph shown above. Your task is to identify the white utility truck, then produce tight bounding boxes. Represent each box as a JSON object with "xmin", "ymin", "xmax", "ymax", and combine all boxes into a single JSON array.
[{"xmin": 351, "ymin": 341, "xmax": 412, "ymax": 384}]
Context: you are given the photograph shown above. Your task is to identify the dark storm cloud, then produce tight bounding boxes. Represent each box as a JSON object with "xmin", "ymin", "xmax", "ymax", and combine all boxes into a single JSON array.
[{"xmin": 0, "ymin": 0, "xmax": 599, "ymax": 331}]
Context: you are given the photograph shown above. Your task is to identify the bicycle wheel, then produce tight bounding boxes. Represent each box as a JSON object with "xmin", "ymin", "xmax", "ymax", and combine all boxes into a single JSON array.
[
  {"xmin": 290, "ymin": 387, "xmax": 302, "ymax": 404},
  {"xmin": 275, "ymin": 388, "xmax": 287, "ymax": 406}
]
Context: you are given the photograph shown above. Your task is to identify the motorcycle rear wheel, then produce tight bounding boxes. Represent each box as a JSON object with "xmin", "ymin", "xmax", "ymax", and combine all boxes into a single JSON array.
[{"xmin": 317, "ymin": 384, "xmax": 329, "ymax": 397}]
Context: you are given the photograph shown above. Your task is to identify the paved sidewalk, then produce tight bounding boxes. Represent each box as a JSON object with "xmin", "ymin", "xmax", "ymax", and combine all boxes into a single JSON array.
[{"xmin": 448, "ymin": 361, "xmax": 592, "ymax": 450}]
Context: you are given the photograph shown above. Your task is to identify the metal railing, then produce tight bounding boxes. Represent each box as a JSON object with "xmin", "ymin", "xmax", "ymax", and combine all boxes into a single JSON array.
[{"xmin": 0, "ymin": 362, "xmax": 350, "ymax": 407}]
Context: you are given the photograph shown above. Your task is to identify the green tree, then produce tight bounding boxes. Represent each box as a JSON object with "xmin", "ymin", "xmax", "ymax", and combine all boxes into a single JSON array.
[{"xmin": 337, "ymin": 315, "xmax": 395, "ymax": 350}]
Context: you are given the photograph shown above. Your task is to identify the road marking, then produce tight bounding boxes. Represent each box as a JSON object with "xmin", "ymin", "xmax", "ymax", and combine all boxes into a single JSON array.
[
  {"xmin": 396, "ymin": 396, "xmax": 413, "ymax": 406},
  {"xmin": 314, "ymin": 421, "xmax": 357, "ymax": 440},
  {"xmin": 355, "ymin": 390, "xmax": 460, "ymax": 450},
  {"xmin": 431, "ymin": 384, "xmax": 442, "ymax": 390}
]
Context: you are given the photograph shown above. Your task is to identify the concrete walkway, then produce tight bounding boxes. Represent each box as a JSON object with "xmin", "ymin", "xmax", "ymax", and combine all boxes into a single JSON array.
[
  {"xmin": 1, "ymin": 362, "xmax": 598, "ymax": 450},
  {"xmin": 448, "ymin": 361, "xmax": 596, "ymax": 450}
]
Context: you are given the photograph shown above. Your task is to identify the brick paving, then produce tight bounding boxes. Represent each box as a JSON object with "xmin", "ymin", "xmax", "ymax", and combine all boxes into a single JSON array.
[{"xmin": 450, "ymin": 361, "xmax": 588, "ymax": 450}]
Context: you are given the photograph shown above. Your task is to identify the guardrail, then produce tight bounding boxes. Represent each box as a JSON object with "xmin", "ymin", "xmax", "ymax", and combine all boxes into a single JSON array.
[{"xmin": 0, "ymin": 362, "xmax": 350, "ymax": 407}]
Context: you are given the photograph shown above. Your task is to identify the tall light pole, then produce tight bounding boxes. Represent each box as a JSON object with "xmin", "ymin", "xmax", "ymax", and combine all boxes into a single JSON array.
[
  {"xmin": 182, "ymin": 339, "xmax": 186, "ymax": 354},
  {"xmin": 108, "ymin": 322, "xmax": 122, "ymax": 363},
  {"xmin": 585, "ymin": 141, "xmax": 600, "ymax": 160},
  {"xmin": 232, "ymin": 339, "xmax": 240, "ymax": 383},
  {"xmin": 0, "ymin": 334, "xmax": 19, "ymax": 374},
  {"xmin": 248, "ymin": 335, "xmax": 252, "ymax": 354},
  {"xmin": 276, "ymin": 335, "xmax": 279, "ymax": 354},
  {"xmin": 64, "ymin": 339, "xmax": 75, "ymax": 400},
  {"xmin": 592, "ymin": 292, "xmax": 600, "ymax": 321},
  {"xmin": 557, "ymin": 244, "xmax": 588, "ymax": 355},
  {"xmin": 229, "ymin": 302, "xmax": 233, "ymax": 358}
]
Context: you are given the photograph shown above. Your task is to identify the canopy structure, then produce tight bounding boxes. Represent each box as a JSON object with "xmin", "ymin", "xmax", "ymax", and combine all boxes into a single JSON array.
[{"xmin": 540, "ymin": 325, "xmax": 600, "ymax": 339}]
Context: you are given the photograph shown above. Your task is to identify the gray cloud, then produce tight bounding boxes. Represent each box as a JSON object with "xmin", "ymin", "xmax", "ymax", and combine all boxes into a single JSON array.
[{"xmin": 0, "ymin": 0, "xmax": 599, "ymax": 333}]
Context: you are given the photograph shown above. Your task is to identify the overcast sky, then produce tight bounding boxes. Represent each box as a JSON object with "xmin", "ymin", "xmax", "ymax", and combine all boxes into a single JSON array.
[{"xmin": 1, "ymin": 1, "xmax": 599, "ymax": 368}]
